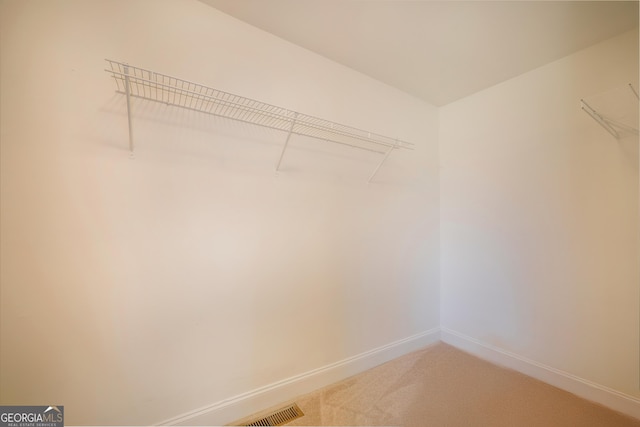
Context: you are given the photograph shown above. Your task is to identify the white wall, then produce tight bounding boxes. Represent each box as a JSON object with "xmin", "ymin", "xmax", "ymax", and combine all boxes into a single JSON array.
[
  {"xmin": 4, "ymin": 0, "xmax": 637, "ymax": 423},
  {"xmin": 0, "ymin": 1, "xmax": 440, "ymax": 425},
  {"xmin": 440, "ymin": 28, "xmax": 639, "ymax": 397}
]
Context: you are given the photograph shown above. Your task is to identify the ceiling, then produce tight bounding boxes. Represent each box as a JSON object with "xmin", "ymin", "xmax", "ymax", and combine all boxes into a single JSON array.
[{"xmin": 200, "ymin": 0, "xmax": 638, "ymax": 106}]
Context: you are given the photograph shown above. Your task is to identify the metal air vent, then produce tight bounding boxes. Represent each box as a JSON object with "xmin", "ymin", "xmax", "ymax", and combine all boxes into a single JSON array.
[{"xmin": 242, "ymin": 403, "xmax": 304, "ymax": 426}]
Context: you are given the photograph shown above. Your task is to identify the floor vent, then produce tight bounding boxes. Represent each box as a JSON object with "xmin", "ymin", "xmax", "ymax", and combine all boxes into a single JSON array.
[{"xmin": 242, "ymin": 403, "xmax": 304, "ymax": 426}]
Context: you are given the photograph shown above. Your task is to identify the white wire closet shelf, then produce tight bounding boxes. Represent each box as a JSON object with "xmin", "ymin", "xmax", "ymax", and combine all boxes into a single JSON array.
[
  {"xmin": 581, "ymin": 83, "xmax": 639, "ymax": 140},
  {"xmin": 105, "ymin": 59, "xmax": 414, "ymax": 182}
]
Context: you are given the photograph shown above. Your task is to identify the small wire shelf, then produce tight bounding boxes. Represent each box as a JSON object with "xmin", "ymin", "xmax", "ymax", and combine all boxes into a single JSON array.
[
  {"xmin": 105, "ymin": 59, "xmax": 414, "ymax": 181},
  {"xmin": 581, "ymin": 83, "xmax": 639, "ymax": 140}
]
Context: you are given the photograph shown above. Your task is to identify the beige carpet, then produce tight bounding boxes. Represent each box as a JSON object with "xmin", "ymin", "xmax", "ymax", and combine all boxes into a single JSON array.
[{"xmin": 233, "ymin": 343, "xmax": 640, "ymax": 426}]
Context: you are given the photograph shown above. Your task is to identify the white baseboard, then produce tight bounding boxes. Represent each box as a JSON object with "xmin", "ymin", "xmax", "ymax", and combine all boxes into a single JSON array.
[
  {"xmin": 157, "ymin": 328, "xmax": 441, "ymax": 426},
  {"xmin": 440, "ymin": 327, "xmax": 640, "ymax": 420}
]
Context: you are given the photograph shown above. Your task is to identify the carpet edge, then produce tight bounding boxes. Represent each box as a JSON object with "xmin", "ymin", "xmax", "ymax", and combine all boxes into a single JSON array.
[{"xmin": 440, "ymin": 327, "xmax": 640, "ymax": 421}]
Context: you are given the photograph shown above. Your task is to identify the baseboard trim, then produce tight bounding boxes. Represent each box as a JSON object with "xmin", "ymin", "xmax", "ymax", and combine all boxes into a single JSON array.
[
  {"xmin": 157, "ymin": 327, "xmax": 441, "ymax": 426},
  {"xmin": 440, "ymin": 327, "xmax": 640, "ymax": 420}
]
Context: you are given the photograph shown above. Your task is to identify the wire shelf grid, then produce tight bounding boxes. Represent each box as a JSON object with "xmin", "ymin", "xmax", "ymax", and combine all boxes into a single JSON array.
[{"xmin": 105, "ymin": 59, "xmax": 414, "ymax": 155}]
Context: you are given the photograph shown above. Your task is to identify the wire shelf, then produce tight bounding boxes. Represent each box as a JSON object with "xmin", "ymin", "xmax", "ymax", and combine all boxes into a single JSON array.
[
  {"xmin": 105, "ymin": 60, "xmax": 414, "ymax": 159},
  {"xmin": 581, "ymin": 83, "xmax": 639, "ymax": 140}
]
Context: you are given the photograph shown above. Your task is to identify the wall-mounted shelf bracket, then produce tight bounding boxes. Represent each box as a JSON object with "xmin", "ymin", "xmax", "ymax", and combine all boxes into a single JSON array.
[
  {"xmin": 105, "ymin": 59, "xmax": 414, "ymax": 181},
  {"xmin": 629, "ymin": 83, "xmax": 639, "ymax": 101},
  {"xmin": 275, "ymin": 112, "xmax": 298, "ymax": 171},
  {"xmin": 368, "ymin": 141, "xmax": 398, "ymax": 183},
  {"xmin": 123, "ymin": 65, "xmax": 135, "ymax": 156}
]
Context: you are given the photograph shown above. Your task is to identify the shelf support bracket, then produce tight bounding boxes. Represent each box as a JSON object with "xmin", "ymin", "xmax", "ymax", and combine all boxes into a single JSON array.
[
  {"xmin": 368, "ymin": 140, "xmax": 398, "ymax": 183},
  {"xmin": 124, "ymin": 65, "xmax": 134, "ymax": 155},
  {"xmin": 276, "ymin": 112, "xmax": 298, "ymax": 171},
  {"xmin": 580, "ymin": 99, "xmax": 619, "ymax": 139},
  {"xmin": 630, "ymin": 83, "xmax": 639, "ymax": 101}
]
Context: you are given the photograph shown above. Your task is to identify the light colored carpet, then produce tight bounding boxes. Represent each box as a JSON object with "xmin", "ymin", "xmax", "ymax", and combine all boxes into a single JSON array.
[{"xmin": 235, "ymin": 343, "xmax": 640, "ymax": 426}]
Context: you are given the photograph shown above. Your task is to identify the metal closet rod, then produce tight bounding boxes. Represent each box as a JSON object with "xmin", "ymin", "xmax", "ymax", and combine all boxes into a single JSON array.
[{"xmin": 105, "ymin": 59, "xmax": 414, "ymax": 182}]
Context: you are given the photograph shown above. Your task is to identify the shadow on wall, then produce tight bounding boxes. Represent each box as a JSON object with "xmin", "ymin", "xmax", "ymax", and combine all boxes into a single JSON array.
[{"xmin": 97, "ymin": 92, "xmax": 416, "ymax": 185}]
